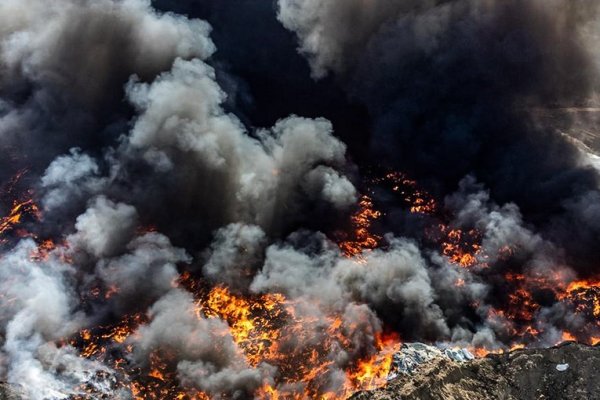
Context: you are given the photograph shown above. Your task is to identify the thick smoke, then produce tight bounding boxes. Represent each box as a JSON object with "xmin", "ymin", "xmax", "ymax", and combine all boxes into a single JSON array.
[
  {"xmin": 120, "ymin": 57, "xmax": 355, "ymax": 240},
  {"xmin": 203, "ymin": 223, "xmax": 267, "ymax": 291},
  {"xmin": 131, "ymin": 289, "xmax": 266, "ymax": 398},
  {"xmin": 277, "ymin": 0, "xmax": 429, "ymax": 78},
  {"xmin": 0, "ymin": 0, "xmax": 215, "ymax": 182},
  {"xmin": 279, "ymin": 0, "xmax": 600, "ymax": 275},
  {"xmin": 0, "ymin": 240, "xmax": 114, "ymax": 398},
  {"xmin": 0, "ymin": 0, "xmax": 598, "ymax": 398},
  {"xmin": 0, "ymin": 0, "xmax": 362, "ymax": 397}
]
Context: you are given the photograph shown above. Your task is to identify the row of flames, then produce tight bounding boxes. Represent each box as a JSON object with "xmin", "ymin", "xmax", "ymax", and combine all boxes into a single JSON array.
[
  {"xmin": 337, "ymin": 172, "xmax": 599, "ymax": 352},
  {"xmin": 0, "ymin": 171, "xmax": 598, "ymax": 399}
]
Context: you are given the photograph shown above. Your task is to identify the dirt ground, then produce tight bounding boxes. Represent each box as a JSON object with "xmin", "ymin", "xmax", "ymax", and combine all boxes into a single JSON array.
[{"xmin": 350, "ymin": 343, "xmax": 600, "ymax": 400}]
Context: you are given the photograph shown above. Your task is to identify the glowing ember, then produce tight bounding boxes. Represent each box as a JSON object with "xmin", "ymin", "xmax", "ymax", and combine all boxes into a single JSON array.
[
  {"xmin": 557, "ymin": 279, "xmax": 600, "ymax": 319},
  {"xmin": 338, "ymin": 195, "xmax": 382, "ymax": 259},
  {"xmin": 0, "ymin": 198, "xmax": 40, "ymax": 237},
  {"xmin": 2, "ymin": 170, "xmax": 598, "ymax": 399},
  {"xmin": 439, "ymin": 226, "xmax": 483, "ymax": 268},
  {"xmin": 373, "ymin": 172, "xmax": 437, "ymax": 215}
]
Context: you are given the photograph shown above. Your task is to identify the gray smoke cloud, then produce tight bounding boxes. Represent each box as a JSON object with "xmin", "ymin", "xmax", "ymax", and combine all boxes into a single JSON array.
[
  {"xmin": 278, "ymin": 0, "xmax": 600, "ymax": 79},
  {"xmin": 94, "ymin": 232, "xmax": 191, "ymax": 314},
  {"xmin": 131, "ymin": 289, "xmax": 266, "ymax": 398},
  {"xmin": 277, "ymin": 0, "xmax": 433, "ymax": 78},
  {"xmin": 203, "ymin": 223, "xmax": 267, "ymax": 291},
  {"xmin": 120, "ymin": 57, "xmax": 356, "ymax": 239},
  {"xmin": 278, "ymin": 0, "xmax": 600, "ymax": 276},
  {"xmin": 0, "ymin": 0, "xmax": 216, "ymax": 183},
  {"xmin": 250, "ymin": 230, "xmax": 449, "ymax": 339},
  {"xmin": 0, "ymin": 0, "xmax": 598, "ymax": 398},
  {"xmin": 68, "ymin": 196, "xmax": 138, "ymax": 259},
  {"xmin": 0, "ymin": 0, "xmax": 362, "ymax": 396}
]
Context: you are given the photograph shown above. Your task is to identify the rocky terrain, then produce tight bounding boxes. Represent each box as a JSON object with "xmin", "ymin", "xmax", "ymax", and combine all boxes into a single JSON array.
[{"xmin": 350, "ymin": 343, "xmax": 600, "ymax": 400}]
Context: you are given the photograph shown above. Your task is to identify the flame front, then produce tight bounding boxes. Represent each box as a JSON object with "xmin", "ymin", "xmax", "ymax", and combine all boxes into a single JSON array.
[
  {"xmin": 338, "ymin": 195, "xmax": 382, "ymax": 259},
  {"xmin": 1, "ymin": 170, "xmax": 598, "ymax": 399},
  {"xmin": 65, "ymin": 272, "xmax": 400, "ymax": 399}
]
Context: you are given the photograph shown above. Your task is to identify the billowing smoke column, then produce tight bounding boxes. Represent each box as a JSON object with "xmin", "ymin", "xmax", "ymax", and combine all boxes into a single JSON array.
[
  {"xmin": 277, "ymin": 0, "xmax": 600, "ymax": 271},
  {"xmin": 0, "ymin": 0, "xmax": 598, "ymax": 399}
]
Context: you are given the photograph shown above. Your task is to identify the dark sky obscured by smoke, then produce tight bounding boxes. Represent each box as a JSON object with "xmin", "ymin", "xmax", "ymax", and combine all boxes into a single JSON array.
[{"xmin": 277, "ymin": 0, "xmax": 600, "ymax": 275}]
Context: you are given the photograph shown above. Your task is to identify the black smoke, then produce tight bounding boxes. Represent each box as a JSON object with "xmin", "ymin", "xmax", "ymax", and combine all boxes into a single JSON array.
[
  {"xmin": 0, "ymin": 0, "xmax": 599, "ymax": 398},
  {"xmin": 278, "ymin": 0, "xmax": 600, "ymax": 275}
]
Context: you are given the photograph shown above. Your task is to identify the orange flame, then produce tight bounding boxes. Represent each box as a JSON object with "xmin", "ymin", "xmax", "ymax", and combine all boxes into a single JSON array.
[
  {"xmin": 439, "ymin": 226, "xmax": 482, "ymax": 268},
  {"xmin": 3, "ymin": 170, "xmax": 597, "ymax": 398},
  {"xmin": 0, "ymin": 198, "xmax": 41, "ymax": 237},
  {"xmin": 338, "ymin": 195, "xmax": 382, "ymax": 259}
]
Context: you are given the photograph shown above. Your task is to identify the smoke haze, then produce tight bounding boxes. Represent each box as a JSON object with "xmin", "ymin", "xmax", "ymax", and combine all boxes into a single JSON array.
[{"xmin": 0, "ymin": 0, "xmax": 598, "ymax": 398}]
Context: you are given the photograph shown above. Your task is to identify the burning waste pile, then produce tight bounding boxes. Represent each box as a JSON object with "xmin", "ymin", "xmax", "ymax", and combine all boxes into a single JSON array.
[{"xmin": 0, "ymin": 0, "xmax": 599, "ymax": 399}]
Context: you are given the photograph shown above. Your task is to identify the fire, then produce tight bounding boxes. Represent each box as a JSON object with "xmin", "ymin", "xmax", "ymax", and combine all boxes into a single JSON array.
[
  {"xmin": 557, "ymin": 279, "xmax": 600, "ymax": 319},
  {"xmin": 202, "ymin": 285, "xmax": 286, "ymax": 367},
  {"xmin": 501, "ymin": 274, "xmax": 545, "ymax": 327},
  {"xmin": 506, "ymin": 288, "xmax": 539, "ymax": 321},
  {"xmin": 66, "ymin": 276, "xmax": 402, "ymax": 399},
  {"xmin": 0, "ymin": 198, "xmax": 40, "ymax": 237},
  {"xmin": 439, "ymin": 226, "xmax": 483, "ymax": 268},
  {"xmin": 485, "ymin": 273, "xmax": 600, "ymax": 348},
  {"xmin": 2, "ymin": 170, "xmax": 598, "ymax": 399},
  {"xmin": 338, "ymin": 171, "xmax": 441, "ymax": 260},
  {"xmin": 196, "ymin": 285, "xmax": 400, "ymax": 398},
  {"xmin": 75, "ymin": 313, "xmax": 146, "ymax": 359},
  {"xmin": 0, "ymin": 170, "xmax": 40, "ymax": 238},
  {"xmin": 338, "ymin": 195, "xmax": 382, "ymax": 258},
  {"xmin": 373, "ymin": 171, "xmax": 485, "ymax": 268},
  {"xmin": 148, "ymin": 352, "xmax": 168, "ymax": 381},
  {"xmin": 345, "ymin": 332, "xmax": 400, "ymax": 390},
  {"xmin": 203, "ymin": 287, "xmax": 393, "ymax": 399},
  {"xmin": 339, "ymin": 171, "xmax": 486, "ymax": 271},
  {"xmin": 71, "ymin": 312, "xmax": 207, "ymax": 399},
  {"xmin": 28, "ymin": 238, "xmax": 56, "ymax": 261},
  {"xmin": 374, "ymin": 172, "xmax": 437, "ymax": 215}
]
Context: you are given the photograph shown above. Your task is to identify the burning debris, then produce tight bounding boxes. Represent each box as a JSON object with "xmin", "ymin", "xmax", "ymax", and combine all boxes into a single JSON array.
[
  {"xmin": 0, "ymin": 0, "xmax": 599, "ymax": 399},
  {"xmin": 0, "ymin": 165, "xmax": 597, "ymax": 399},
  {"xmin": 338, "ymin": 195, "xmax": 382, "ymax": 259}
]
